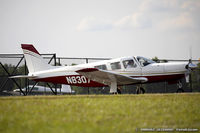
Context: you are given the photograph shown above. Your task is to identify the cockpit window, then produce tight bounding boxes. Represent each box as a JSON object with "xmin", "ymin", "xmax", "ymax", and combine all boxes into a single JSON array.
[
  {"xmin": 110, "ymin": 62, "xmax": 121, "ymax": 70},
  {"xmin": 123, "ymin": 59, "xmax": 137, "ymax": 69},
  {"xmin": 94, "ymin": 64, "xmax": 107, "ymax": 70},
  {"xmin": 136, "ymin": 56, "xmax": 155, "ymax": 67}
]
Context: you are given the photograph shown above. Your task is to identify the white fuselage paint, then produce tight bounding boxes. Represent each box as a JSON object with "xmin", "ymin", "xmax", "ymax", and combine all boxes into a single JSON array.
[{"xmin": 30, "ymin": 56, "xmax": 188, "ymax": 82}]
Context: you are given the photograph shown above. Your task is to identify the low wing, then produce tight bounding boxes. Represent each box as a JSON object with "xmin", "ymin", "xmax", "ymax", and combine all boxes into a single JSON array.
[{"xmin": 76, "ymin": 68, "xmax": 147, "ymax": 86}]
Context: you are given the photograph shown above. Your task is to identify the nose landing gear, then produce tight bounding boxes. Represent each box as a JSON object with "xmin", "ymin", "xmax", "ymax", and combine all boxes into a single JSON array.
[{"xmin": 176, "ymin": 81, "xmax": 184, "ymax": 93}]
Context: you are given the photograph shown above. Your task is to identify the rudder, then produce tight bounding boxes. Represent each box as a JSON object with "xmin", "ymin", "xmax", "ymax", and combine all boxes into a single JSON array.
[{"xmin": 21, "ymin": 44, "xmax": 52, "ymax": 73}]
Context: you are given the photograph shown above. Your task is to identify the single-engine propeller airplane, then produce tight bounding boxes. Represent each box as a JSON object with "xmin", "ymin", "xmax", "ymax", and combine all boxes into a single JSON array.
[{"xmin": 11, "ymin": 44, "xmax": 197, "ymax": 94}]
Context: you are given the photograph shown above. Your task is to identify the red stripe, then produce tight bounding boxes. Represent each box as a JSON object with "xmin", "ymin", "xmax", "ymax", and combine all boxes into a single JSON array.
[
  {"xmin": 33, "ymin": 74, "xmax": 185, "ymax": 87},
  {"xmin": 21, "ymin": 44, "xmax": 40, "ymax": 55},
  {"xmin": 34, "ymin": 75, "xmax": 105, "ymax": 87},
  {"xmin": 132, "ymin": 74, "xmax": 184, "ymax": 83}
]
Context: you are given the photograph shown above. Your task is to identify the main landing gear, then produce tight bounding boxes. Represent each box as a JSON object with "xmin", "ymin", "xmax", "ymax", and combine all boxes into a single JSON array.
[
  {"xmin": 136, "ymin": 85, "xmax": 145, "ymax": 94},
  {"xmin": 117, "ymin": 86, "xmax": 122, "ymax": 94},
  {"xmin": 109, "ymin": 82, "xmax": 122, "ymax": 94},
  {"xmin": 176, "ymin": 81, "xmax": 184, "ymax": 93}
]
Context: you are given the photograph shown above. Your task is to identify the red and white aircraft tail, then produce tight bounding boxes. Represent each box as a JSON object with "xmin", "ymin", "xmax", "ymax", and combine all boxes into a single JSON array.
[{"xmin": 21, "ymin": 44, "xmax": 52, "ymax": 73}]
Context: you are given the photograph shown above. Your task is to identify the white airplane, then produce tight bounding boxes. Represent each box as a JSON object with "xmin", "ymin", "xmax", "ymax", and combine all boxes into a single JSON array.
[{"xmin": 11, "ymin": 44, "xmax": 197, "ymax": 94}]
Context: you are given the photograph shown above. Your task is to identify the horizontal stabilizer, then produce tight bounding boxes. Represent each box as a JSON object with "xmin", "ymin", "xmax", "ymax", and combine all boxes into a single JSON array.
[{"xmin": 9, "ymin": 75, "xmax": 37, "ymax": 79}]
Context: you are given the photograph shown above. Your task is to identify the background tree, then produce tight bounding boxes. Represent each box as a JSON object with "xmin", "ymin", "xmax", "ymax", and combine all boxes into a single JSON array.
[
  {"xmin": 191, "ymin": 63, "xmax": 200, "ymax": 92},
  {"xmin": 152, "ymin": 56, "xmax": 168, "ymax": 63},
  {"xmin": 0, "ymin": 64, "xmax": 16, "ymax": 91},
  {"xmin": 152, "ymin": 56, "xmax": 160, "ymax": 63}
]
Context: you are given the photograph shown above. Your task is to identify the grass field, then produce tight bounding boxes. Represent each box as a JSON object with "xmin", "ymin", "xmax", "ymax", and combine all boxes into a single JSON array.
[{"xmin": 0, "ymin": 93, "xmax": 200, "ymax": 133}]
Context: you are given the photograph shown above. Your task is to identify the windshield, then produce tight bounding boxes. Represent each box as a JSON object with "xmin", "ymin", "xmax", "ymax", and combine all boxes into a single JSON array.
[{"xmin": 136, "ymin": 56, "xmax": 155, "ymax": 67}]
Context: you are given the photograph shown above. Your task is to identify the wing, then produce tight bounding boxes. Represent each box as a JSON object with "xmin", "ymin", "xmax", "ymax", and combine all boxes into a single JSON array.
[{"xmin": 76, "ymin": 68, "xmax": 147, "ymax": 86}]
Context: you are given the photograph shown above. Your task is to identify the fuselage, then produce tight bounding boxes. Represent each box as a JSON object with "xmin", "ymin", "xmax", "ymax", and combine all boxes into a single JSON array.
[{"xmin": 31, "ymin": 56, "xmax": 187, "ymax": 87}]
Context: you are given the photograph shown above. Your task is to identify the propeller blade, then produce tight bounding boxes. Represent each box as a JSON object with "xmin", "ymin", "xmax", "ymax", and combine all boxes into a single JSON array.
[
  {"xmin": 185, "ymin": 59, "xmax": 198, "ymax": 70},
  {"xmin": 184, "ymin": 59, "xmax": 197, "ymax": 83},
  {"xmin": 188, "ymin": 63, "xmax": 197, "ymax": 69}
]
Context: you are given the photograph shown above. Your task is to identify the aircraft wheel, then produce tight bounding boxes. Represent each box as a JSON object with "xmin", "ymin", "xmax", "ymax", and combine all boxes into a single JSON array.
[
  {"xmin": 117, "ymin": 88, "xmax": 122, "ymax": 94},
  {"xmin": 140, "ymin": 87, "xmax": 145, "ymax": 94},
  {"xmin": 176, "ymin": 81, "xmax": 184, "ymax": 93},
  {"xmin": 110, "ymin": 92, "xmax": 118, "ymax": 94},
  {"xmin": 176, "ymin": 88, "xmax": 184, "ymax": 93},
  {"xmin": 136, "ymin": 87, "xmax": 145, "ymax": 94}
]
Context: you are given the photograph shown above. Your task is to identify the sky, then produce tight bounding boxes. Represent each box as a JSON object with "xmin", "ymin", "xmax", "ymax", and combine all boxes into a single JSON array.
[{"xmin": 0, "ymin": 0, "xmax": 200, "ymax": 60}]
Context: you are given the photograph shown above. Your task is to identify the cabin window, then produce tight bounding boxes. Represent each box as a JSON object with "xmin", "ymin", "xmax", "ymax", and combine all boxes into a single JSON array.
[
  {"xmin": 110, "ymin": 62, "xmax": 121, "ymax": 70},
  {"xmin": 123, "ymin": 59, "xmax": 137, "ymax": 69},
  {"xmin": 94, "ymin": 64, "xmax": 107, "ymax": 70},
  {"xmin": 137, "ymin": 56, "xmax": 155, "ymax": 67}
]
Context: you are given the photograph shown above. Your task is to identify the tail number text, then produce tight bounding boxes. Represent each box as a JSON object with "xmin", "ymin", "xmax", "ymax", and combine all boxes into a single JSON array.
[{"xmin": 66, "ymin": 76, "xmax": 90, "ymax": 84}]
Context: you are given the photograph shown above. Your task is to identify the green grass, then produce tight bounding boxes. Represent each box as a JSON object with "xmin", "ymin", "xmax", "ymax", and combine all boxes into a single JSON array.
[{"xmin": 0, "ymin": 93, "xmax": 200, "ymax": 133}]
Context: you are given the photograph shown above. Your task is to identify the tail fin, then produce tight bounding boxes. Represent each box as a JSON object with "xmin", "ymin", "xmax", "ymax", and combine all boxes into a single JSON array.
[{"xmin": 21, "ymin": 44, "xmax": 52, "ymax": 73}]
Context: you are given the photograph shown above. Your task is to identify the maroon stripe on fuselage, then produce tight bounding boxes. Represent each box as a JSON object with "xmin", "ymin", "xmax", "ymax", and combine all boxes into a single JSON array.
[
  {"xmin": 132, "ymin": 74, "xmax": 185, "ymax": 83},
  {"xmin": 33, "ymin": 74, "xmax": 185, "ymax": 87},
  {"xmin": 34, "ymin": 75, "xmax": 105, "ymax": 87},
  {"xmin": 21, "ymin": 44, "xmax": 40, "ymax": 55}
]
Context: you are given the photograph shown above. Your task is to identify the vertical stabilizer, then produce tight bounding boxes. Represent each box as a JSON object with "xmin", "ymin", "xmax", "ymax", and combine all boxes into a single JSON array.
[{"xmin": 21, "ymin": 44, "xmax": 52, "ymax": 73}]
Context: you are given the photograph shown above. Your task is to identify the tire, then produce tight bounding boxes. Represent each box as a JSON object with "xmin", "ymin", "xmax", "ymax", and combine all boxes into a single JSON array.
[
  {"xmin": 136, "ymin": 87, "xmax": 145, "ymax": 94},
  {"xmin": 140, "ymin": 87, "xmax": 145, "ymax": 94},
  {"xmin": 176, "ymin": 88, "xmax": 184, "ymax": 93},
  {"xmin": 117, "ymin": 88, "xmax": 122, "ymax": 94}
]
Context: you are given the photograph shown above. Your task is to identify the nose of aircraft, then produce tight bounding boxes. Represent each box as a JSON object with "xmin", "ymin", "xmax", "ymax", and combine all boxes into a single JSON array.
[
  {"xmin": 188, "ymin": 63, "xmax": 197, "ymax": 69},
  {"xmin": 185, "ymin": 59, "xmax": 198, "ymax": 70},
  {"xmin": 164, "ymin": 62, "xmax": 188, "ymax": 73},
  {"xmin": 184, "ymin": 60, "xmax": 198, "ymax": 83}
]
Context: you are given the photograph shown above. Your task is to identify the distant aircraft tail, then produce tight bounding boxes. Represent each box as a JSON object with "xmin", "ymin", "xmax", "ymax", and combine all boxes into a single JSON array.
[{"xmin": 21, "ymin": 44, "xmax": 52, "ymax": 73}]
